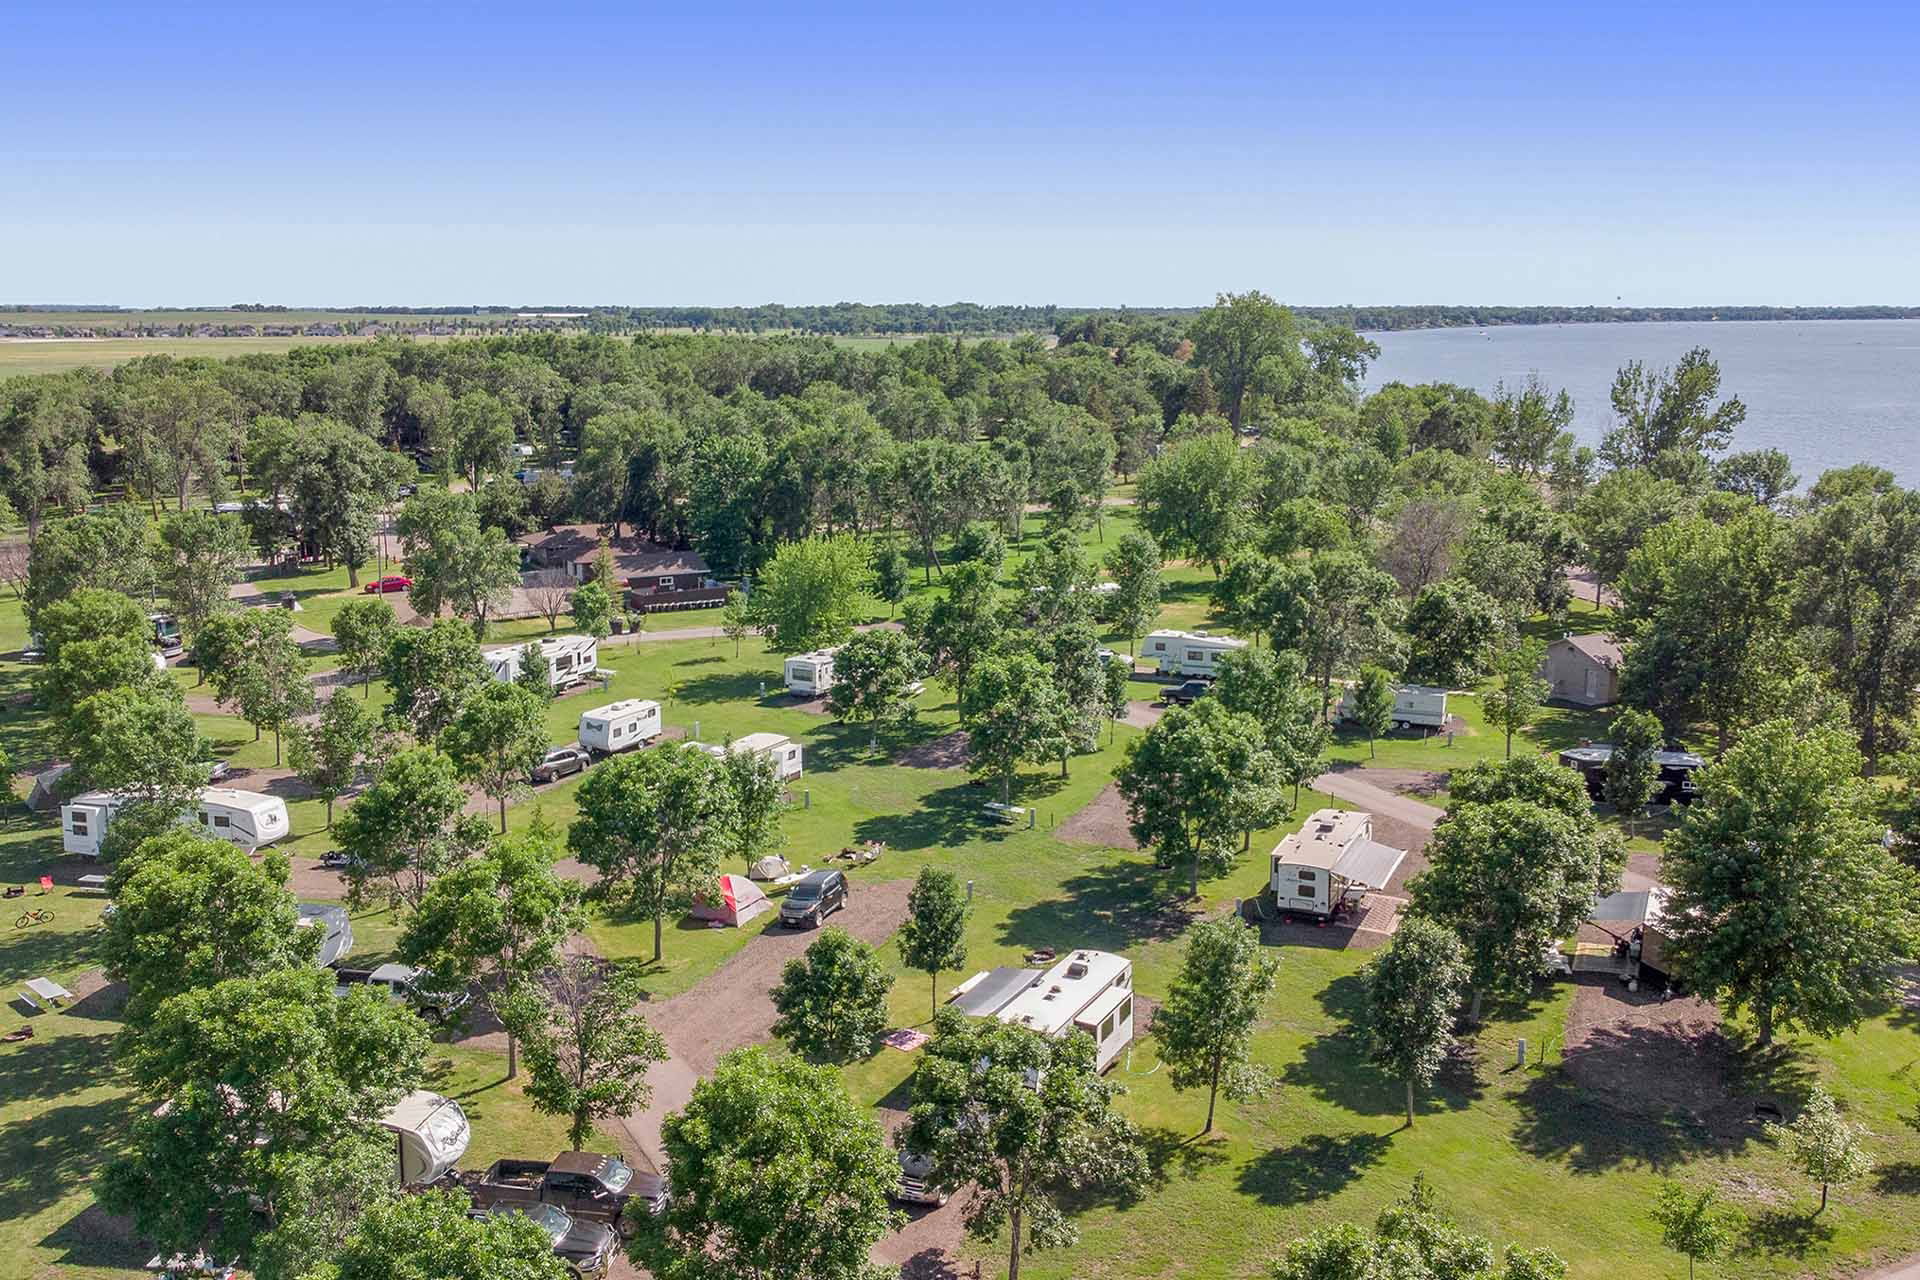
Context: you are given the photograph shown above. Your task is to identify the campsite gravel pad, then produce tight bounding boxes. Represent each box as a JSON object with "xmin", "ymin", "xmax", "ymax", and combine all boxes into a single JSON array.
[
  {"xmin": 1562, "ymin": 977, "xmax": 1739, "ymax": 1129},
  {"xmin": 1056, "ymin": 782, "xmax": 1141, "ymax": 850},
  {"xmin": 894, "ymin": 730, "xmax": 971, "ymax": 770}
]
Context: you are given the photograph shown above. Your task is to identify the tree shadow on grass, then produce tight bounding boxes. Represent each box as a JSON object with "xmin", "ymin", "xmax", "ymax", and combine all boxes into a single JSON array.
[
  {"xmin": 0, "ymin": 1027, "xmax": 117, "ymax": 1103},
  {"xmin": 1281, "ymin": 973, "xmax": 1486, "ymax": 1118},
  {"xmin": 1236, "ymin": 1131, "xmax": 1392, "ymax": 1206},
  {"xmin": 38, "ymin": 1202, "xmax": 148, "ymax": 1273},
  {"xmin": 1737, "ymin": 1206, "xmax": 1836, "ymax": 1261},
  {"xmin": 994, "ymin": 859, "xmax": 1201, "ymax": 956},
  {"xmin": 0, "ymin": 917, "xmax": 103, "ymax": 991},
  {"xmin": 666, "ymin": 668, "xmax": 775, "ymax": 707},
  {"xmin": 1875, "ymin": 1162, "xmax": 1920, "ymax": 1196},
  {"xmin": 852, "ymin": 781, "xmax": 1019, "ymax": 857},
  {"xmin": 1509, "ymin": 1063, "xmax": 1720, "ymax": 1174},
  {"xmin": 0, "ymin": 1093, "xmax": 142, "ymax": 1230},
  {"xmin": 1136, "ymin": 1125, "xmax": 1231, "ymax": 1192}
]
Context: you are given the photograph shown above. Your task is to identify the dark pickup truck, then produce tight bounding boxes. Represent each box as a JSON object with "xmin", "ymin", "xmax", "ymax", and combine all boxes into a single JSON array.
[
  {"xmin": 467, "ymin": 1203, "xmax": 613, "ymax": 1278},
  {"xmin": 462, "ymin": 1152, "xmax": 668, "ymax": 1238}
]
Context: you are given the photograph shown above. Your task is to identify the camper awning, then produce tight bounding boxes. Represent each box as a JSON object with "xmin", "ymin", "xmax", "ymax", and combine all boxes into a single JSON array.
[
  {"xmin": 1330, "ymin": 838, "xmax": 1406, "ymax": 889},
  {"xmin": 1590, "ymin": 887, "xmax": 1670, "ymax": 926},
  {"xmin": 950, "ymin": 967, "xmax": 1039, "ymax": 1017}
]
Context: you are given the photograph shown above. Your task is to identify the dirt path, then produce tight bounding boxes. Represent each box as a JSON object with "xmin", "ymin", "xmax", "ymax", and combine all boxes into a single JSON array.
[{"xmin": 1313, "ymin": 768, "xmax": 1445, "ymax": 831}]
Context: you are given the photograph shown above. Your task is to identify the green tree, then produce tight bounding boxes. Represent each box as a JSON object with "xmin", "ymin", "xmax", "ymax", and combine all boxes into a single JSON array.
[
  {"xmin": 23, "ymin": 505, "xmax": 152, "ymax": 627},
  {"xmin": 382, "ymin": 617, "xmax": 488, "ymax": 740},
  {"xmin": 157, "ymin": 509, "xmax": 252, "ymax": 640},
  {"xmin": 1135, "ymin": 431, "xmax": 1252, "ymax": 572},
  {"xmin": 569, "ymin": 577, "xmax": 615, "ymax": 638},
  {"xmin": 1151, "ymin": 917, "xmax": 1281, "ymax": 1133},
  {"xmin": 959, "ymin": 651, "xmax": 1074, "ymax": 802},
  {"xmin": 874, "ymin": 543, "xmax": 910, "ymax": 617},
  {"xmin": 395, "ymin": 487, "xmax": 521, "ymax": 635},
  {"xmin": 689, "ymin": 433, "xmax": 768, "ymax": 576},
  {"xmin": 512, "ymin": 642, "xmax": 552, "ymax": 700},
  {"xmin": 331, "ymin": 596, "xmax": 396, "ymax": 697},
  {"xmin": 1188, "ymin": 290, "xmax": 1302, "ymax": 429},
  {"xmin": 898, "ymin": 865, "xmax": 969, "ymax": 1019},
  {"xmin": 719, "ymin": 588, "xmax": 752, "ymax": 656},
  {"xmin": 633, "ymin": 1047, "xmax": 902, "ymax": 1280},
  {"xmin": 1616, "ymin": 505, "xmax": 1791, "ymax": 754},
  {"xmin": 442, "ymin": 681, "xmax": 549, "ymax": 833},
  {"xmin": 288, "ymin": 690, "xmax": 378, "ymax": 826},
  {"xmin": 1663, "ymin": 720, "xmax": 1920, "ymax": 1045},
  {"xmin": 100, "ymin": 833, "xmax": 318, "ymax": 1024},
  {"xmin": 1600, "ymin": 347, "xmax": 1745, "ymax": 470},
  {"xmin": 826, "ymin": 627, "xmax": 928, "ymax": 747},
  {"xmin": 402, "ymin": 823, "xmax": 582, "ymax": 1077},
  {"xmin": 1649, "ymin": 1181, "xmax": 1742, "ymax": 1280},
  {"xmin": 751, "ymin": 532, "xmax": 870, "ymax": 652},
  {"xmin": 97, "ymin": 967, "xmax": 428, "ymax": 1261},
  {"xmin": 35, "ymin": 587, "xmax": 161, "ymax": 725},
  {"xmin": 0, "ymin": 374, "xmax": 94, "ymax": 544},
  {"xmin": 1116, "ymin": 699, "xmax": 1287, "ymax": 898},
  {"xmin": 1104, "ymin": 530, "xmax": 1162, "ymax": 656},
  {"xmin": 505, "ymin": 957, "xmax": 668, "ymax": 1151},
  {"xmin": 904, "ymin": 1008, "xmax": 1148, "ymax": 1280},
  {"xmin": 1212, "ymin": 646, "xmax": 1328, "ymax": 806},
  {"xmin": 305, "ymin": 1187, "xmax": 569, "ymax": 1280},
  {"xmin": 771, "ymin": 926, "xmax": 896, "ymax": 1062},
  {"xmin": 249, "ymin": 1130, "xmax": 400, "ymax": 1280},
  {"xmin": 910, "ymin": 557, "xmax": 1007, "ymax": 692},
  {"xmin": 64, "ymin": 684, "xmax": 210, "ymax": 806},
  {"xmin": 1482, "ymin": 638, "xmax": 1549, "ymax": 759},
  {"xmin": 1364, "ymin": 918, "xmax": 1470, "ymax": 1126},
  {"xmin": 1575, "ymin": 467, "xmax": 1692, "ymax": 600},
  {"xmin": 1403, "ymin": 580, "xmax": 1501, "ymax": 686},
  {"xmin": 1271, "ymin": 1175, "xmax": 1566, "ymax": 1280},
  {"xmin": 1263, "ymin": 552, "xmax": 1407, "ymax": 713},
  {"xmin": 448, "ymin": 389, "xmax": 517, "ymax": 489},
  {"xmin": 568, "ymin": 743, "xmax": 736, "ymax": 963},
  {"xmin": 1603, "ymin": 708, "xmax": 1663, "ymax": 835},
  {"xmin": 1768, "ymin": 1086, "xmax": 1874, "ymax": 1214},
  {"xmin": 1351, "ymin": 666, "xmax": 1395, "ymax": 759},
  {"xmin": 1410, "ymin": 798, "xmax": 1620, "ymax": 1021},
  {"xmin": 207, "ymin": 608, "xmax": 314, "ymax": 766},
  {"xmin": 335, "ymin": 746, "xmax": 489, "ymax": 911},
  {"xmin": 718, "ymin": 745, "xmax": 786, "ymax": 871}
]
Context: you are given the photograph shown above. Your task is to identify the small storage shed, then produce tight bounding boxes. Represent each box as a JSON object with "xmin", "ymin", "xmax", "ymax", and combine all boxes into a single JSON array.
[
  {"xmin": 1541, "ymin": 634, "xmax": 1623, "ymax": 707},
  {"xmin": 691, "ymin": 874, "xmax": 771, "ymax": 927}
]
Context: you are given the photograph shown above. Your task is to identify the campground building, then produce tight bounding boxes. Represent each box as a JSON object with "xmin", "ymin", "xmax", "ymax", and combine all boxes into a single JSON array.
[
  {"xmin": 517, "ymin": 524, "xmax": 724, "ymax": 612},
  {"xmin": 1540, "ymin": 633, "xmax": 1623, "ymax": 707}
]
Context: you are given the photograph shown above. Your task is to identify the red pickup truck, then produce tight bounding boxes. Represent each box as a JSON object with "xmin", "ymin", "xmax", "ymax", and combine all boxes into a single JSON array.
[{"xmin": 461, "ymin": 1152, "xmax": 668, "ymax": 1238}]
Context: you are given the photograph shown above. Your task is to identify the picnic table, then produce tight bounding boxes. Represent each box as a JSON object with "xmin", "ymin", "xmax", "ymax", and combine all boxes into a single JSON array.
[
  {"xmin": 26, "ymin": 977, "xmax": 74, "ymax": 1005},
  {"xmin": 77, "ymin": 874, "xmax": 109, "ymax": 891}
]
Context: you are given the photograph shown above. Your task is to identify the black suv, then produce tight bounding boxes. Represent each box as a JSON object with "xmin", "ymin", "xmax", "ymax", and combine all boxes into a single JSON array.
[
  {"xmin": 779, "ymin": 869, "xmax": 848, "ymax": 929},
  {"xmin": 1165, "ymin": 679, "xmax": 1213, "ymax": 706}
]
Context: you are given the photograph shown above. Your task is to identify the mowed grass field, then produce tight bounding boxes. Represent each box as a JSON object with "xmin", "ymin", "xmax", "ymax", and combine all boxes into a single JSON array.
[
  {"xmin": 0, "ymin": 336, "xmax": 460, "ymax": 375},
  {"xmin": 2, "ymin": 505, "xmax": 1919, "ymax": 1278}
]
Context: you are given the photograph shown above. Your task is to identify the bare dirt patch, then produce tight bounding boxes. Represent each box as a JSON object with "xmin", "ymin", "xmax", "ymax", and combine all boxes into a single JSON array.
[
  {"xmin": 1057, "ymin": 782, "xmax": 1140, "ymax": 851},
  {"xmin": 1121, "ymin": 699, "xmax": 1165, "ymax": 729},
  {"xmin": 1345, "ymin": 767, "xmax": 1450, "ymax": 799},
  {"xmin": 896, "ymin": 730, "xmax": 970, "ymax": 770},
  {"xmin": 1562, "ymin": 977, "xmax": 1743, "ymax": 1129}
]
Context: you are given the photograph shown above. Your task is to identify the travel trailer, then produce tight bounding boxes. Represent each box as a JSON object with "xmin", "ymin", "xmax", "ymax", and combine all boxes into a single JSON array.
[
  {"xmin": 1142, "ymin": 630, "xmax": 1248, "ymax": 678},
  {"xmin": 577, "ymin": 699, "xmax": 662, "ymax": 755},
  {"xmin": 783, "ymin": 648, "xmax": 839, "ymax": 696},
  {"xmin": 1268, "ymin": 808, "xmax": 1407, "ymax": 920},
  {"xmin": 1336, "ymin": 681, "xmax": 1451, "ymax": 730},
  {"xmin": 949, "ymin": 948, "xmax": 1136, "ymax": 1072},
  {"xmin": 61, "ymin": 787, "xmax": 291, "ymax": 859},
  {"xmin": 381, "ymin": 1090, "xmax": 472, "ymax": 1187},
  {"xmin": 698, "ymin": 732, "xmax": 803, "ymax": 780},
  {"xmin": 483, "ymin": 634, "xmax": 599, "ymax": 691},
  {"xmin": 1559, "ymin": 743, "xmax": 1706, "ymax": 805}
]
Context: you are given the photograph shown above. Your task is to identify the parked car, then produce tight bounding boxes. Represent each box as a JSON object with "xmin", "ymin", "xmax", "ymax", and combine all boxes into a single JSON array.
[
  {"xmin": 779, "ymin": 869, "xmax": 848, "ymax": 929},
  {"xmin": 363, "ymin": 575, "xmax": 413, "ymax": 594},
  {"xmin": 531, "ymin": 746, "xmax": 592, "ymax": 784},
  {"xmin": 463, "ymin": 1152, "xmax": 667, "ymax": 1239},
  {"xmin": 893, "ymin": 1151, "xmax": 948, "ymax": 1206},
  {"xmin": 395, "ymin": 482, "xmax": 418, "ymax": 498},
  {"xmin": 336, "ymin": 963, "xmax": 471, "ymax": 1022},
  {"xmin": 1164, "ymin": 679, "xmax": 1213, "ymax": 706},
  {"xmin": 199, "ymin": 759, "xmax": 233, "ymax": 784},
  {"xmin": 466, "ymin": 1203, "xmax": 613, "ymax": 1278},
  {"xmin": 318, "ymin": 850, "xmax": 357, "ymax": 870}
]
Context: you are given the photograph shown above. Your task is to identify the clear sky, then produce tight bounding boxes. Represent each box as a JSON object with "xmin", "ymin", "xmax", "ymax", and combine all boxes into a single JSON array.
[{"xmin": 4, "ymin": 2, "xmax": 1916, "ymax": 308}]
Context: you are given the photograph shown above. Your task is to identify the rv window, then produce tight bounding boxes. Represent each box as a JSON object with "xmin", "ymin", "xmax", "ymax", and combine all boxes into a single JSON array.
[
  {"xmin": 1118, "ymin": 997, "xmax": 1132, "ymax": 1028},
  {"xmin": 70, "ymin": 814, "xmax": 88, "ymax": 835},
  {"xmin": 1151, "ymin": 640, "xmax": 1165, "ymax": 651},
  {"xmin": 1099, "ymin": 1012, "xmax": 1114, "ymax": 1040},
  {"xmin": 613, "ymin": 725, "xmax": 623, "ymax": 739},
  {"xmin": 213, "ymin": 815, "xmax": 230, "ymax": 829},
  {"xmin": 1296, "ymin": 869, "xmax": 1316, "ymax": 881},
  {"xmin": 1185, "ymin": 650, "xmax": 1203, "ymax": 662}
]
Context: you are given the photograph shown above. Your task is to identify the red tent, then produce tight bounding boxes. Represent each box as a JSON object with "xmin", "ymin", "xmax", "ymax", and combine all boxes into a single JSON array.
[{"xmin": 690, "ymin": 874, "xmax": 771, "ymax": 927}]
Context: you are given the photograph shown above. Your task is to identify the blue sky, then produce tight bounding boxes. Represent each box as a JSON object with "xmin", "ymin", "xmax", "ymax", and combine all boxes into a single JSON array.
[{"xmin": 3, "ymin": 2, "xmax": 1916, "ymax": 307}]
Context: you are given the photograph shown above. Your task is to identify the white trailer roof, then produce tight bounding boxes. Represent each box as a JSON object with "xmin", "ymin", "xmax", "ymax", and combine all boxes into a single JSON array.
[
  {"xmin": 581, "ymin": 698, "xmax": 657, "ymax": 721},
  {"xmin": 1270, "ymin": 809, "xmax": 1370, "ymax": 871},
  {"xmin": 1144, "ymin": 628, "xmax": 1247, "ymax": 647},
  {"xmin": 199, "ymin": 788, "xmax": 282, "ymax": 814},
  {"xmin": 731, "ymin": 732, "xmax": 791, "ymax": 753},
  {"xmin": 994, "ymin": 949, "xmax": 1129, "ymax": 1038}
]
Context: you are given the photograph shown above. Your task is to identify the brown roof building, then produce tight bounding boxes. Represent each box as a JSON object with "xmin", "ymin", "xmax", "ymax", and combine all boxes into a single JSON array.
[{"xmin": 519, "ymin": 525, "xmax": 711, "ymax": 590}]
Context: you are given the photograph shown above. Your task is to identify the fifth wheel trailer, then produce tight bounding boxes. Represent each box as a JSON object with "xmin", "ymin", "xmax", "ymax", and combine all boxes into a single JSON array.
[
  {"xmin": 483, "ymin": 634, "xmax": 599, "ymax": 690},
  {"xmin": 949, "ymin": 948, "xmax": 1136, "ymax": 1072},
  {"xmin": 1141, "ymin": 630, "xmax": 1248, "ymax": 678},
  {"xmin": 1336, "ymin": 681, "xmax": 1450, "ymax": 729},
  {"xmin": 381, "ymin": 1090, "xmax": 472, "ymax": 1187}
]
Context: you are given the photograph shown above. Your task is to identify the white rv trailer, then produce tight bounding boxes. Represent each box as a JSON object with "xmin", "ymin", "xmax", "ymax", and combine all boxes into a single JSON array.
[
  {"xmin": 949, "ymin": 948, "xmax": 1136, "ymax": 1072},
  {"xmin": 577, "ymin": 698, "xmax": 662, "ymax": 755},
  {"xmin": 61, "ymin": 787, "xmax": 291, "ymax": 859},
  {"xmin": 698, "ymin": 732, "xmax": 803, "ymax": 780},
  {"xmin": 381, "ymin": 1090, "xmax": 472, "ymax": 1187},
  {"xmin": 1268, "ymin": 808, "xmax": 1407, "ymax": 919},
  {"xmin": 1336, "ymin": 681, "xmax": 1450, "ymax": 730},
  {"xmin": 1142, "ymin": 629, "xmax": 1248, "ymax": 678},
  {"xmin": 783, "ymin": 648, "xmax": 840, "ymax": 696},
  {"xmin": 482, "ymin": 634, "xmax": 599, "ymax": 690}
]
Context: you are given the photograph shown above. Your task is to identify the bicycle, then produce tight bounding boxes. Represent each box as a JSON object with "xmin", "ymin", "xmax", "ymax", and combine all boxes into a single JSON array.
[{"xmin": 13, "ymin": 908, "xmax": 52, "ymax": 929}]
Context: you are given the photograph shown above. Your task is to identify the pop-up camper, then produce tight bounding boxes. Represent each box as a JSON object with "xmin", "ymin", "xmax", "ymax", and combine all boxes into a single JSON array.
[
  {"xmin": 698, "ymin": 732, "xmax": 803, "ymax": 780},
  {"xmin": 1268, "ymin": 808, "xmax": 1406, "ymax": 920},
  {"xmin": 949, "ymin": 949, "xmax": 1136, "ymax": 1071},
  {"xmin": 61, "ymin": 787, "xmax": 291, "ymax": 859},
  {"xmin": 483, "ymin": 635, "xmax": 599, "ymax": 691},
  {"xmin": 577, "ymin": 699, "xmax": 662, "ymax": 755}
]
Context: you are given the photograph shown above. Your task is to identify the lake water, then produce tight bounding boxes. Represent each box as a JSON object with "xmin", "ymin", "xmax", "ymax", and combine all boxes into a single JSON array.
[{"xmin": 1362, "ymin": 320, "xmax": 1920, "ymax": 486}]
